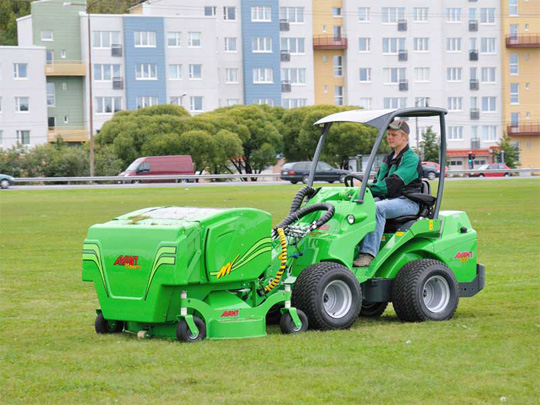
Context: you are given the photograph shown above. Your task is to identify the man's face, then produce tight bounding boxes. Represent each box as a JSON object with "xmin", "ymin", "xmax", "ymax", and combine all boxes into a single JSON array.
[{"xmin": 387, "ymin": 129, "xmax": 408, "ymax": 150}]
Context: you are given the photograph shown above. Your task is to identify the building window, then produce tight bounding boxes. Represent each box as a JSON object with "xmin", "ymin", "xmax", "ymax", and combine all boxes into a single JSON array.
[
  {"xmin": 224, "ymin": 37, "xmax": 237, "ymax": 52},
  {"xmin": 94, "ymin": 64, "xmax": 121, "ymax": 81},
  {"xmin": 383, "ymin": 68, "xmax": 406, "ymax": 84},
  {"xmin": 46, "ymin": 50, "xmax": 53, "ymax": 64},
  {"xmin": 358, "ymin": 7, "xmax": 370, "ymax": 22},
  {"xmin": 358, "ymin": 38, "xmax": 371, "ymax": 52},
  {"xmin": 481, "ymin": 97, "xmax": 496, "ymax": 112},
  {"xmin": 188, "ymin": 32, "xmax": 202, "ymax": 48},
  {"xmin": 509, "ymin": 54, "xmax": 519, "ymax": 75},
  {"xmin": 281, "ymin": 38, "xmax": 305, "ymax": 54},
  {"xmin": 13, "ymin": 63, "xmax": 28, "ymax": 79},
  {"xmin": 134, "ymin": 31, "xmax": 156, "ymax": 48},
  {"xmin": 470, "ymin": 96, "xmax": 478, "ymax": 109},
  {"xmin": 204, "ymin": 6, "xmax": 216, "ymax": 16},
  {"xmin": 415, "ymin": 97, "xmax": 429, "ymax": 107},
  {"xmin": 281, "ymin": 68, "xmax": 306, "ymax": 84},
  {"xmin": 414, "ymin": 67, "xmax": 430, "ymax": 82},
  {"xmin": 0, "ymin": 130, "xmax": 3, "ymax": 145},
  {"xmin": 446, "ymin": 68, "xmax": 462, "ymax": 82},
  {"xmin": 332, "ymin": 7, "xmax": 342, "ymax": 17},
  {"xmin": 413, "ymin": 8, "xmax": 428, "ymax": 22},
  {"xmin": 333, "ymin": 56, "xmax": 343, "ymax": 77},
  {"xmin": 15, "ymin": 97, "xmax": 29, "ymax": 112},
  {"xmin": 510, "ymin": 84, "xmax": 519, "ymax": 104},
  {"xmin": 225, "ymin": 68, "xmax": 238, "ymax": 84},
  {"xmin": 446, "ymin": 8, "xmax": 462, "ymax": 22},
  {"xmin": 482, "ymin": 126, "xmax": 497, "ymax": 142},
  {"xmin": 282, "ymin": 98, "xmax": 307, "ymax": 109},
  {"xmin": 383, "ymin": 97, "xmax": 407, "ymax": 109},
  {"xmin": 223, "ymin": 6, "xmax": 236, "ymax": 21},
  {"xmin": 252, "ymin": 68, "xmax": 273, "ymax": 84},
  {"xmin": 383, "ymin": 37, "xmax": 406, "ymax": 54},
  {"xmin": 92, "ymin": 31, "xmax": 120, "ymax": 48},
  {"xmin": 190, "ymin": 96, "xmax": 203, "ymax": 112},
  {"xmin": 17, "ymin": 130, "xmax": 30, "ymax": 145},
  {"xmin": 447, "ymin": 97, "xmax": 463, "ymax": 111},
  {"xmin": 480, "ymin": 38, "xmax": 496, "ymax": 54},
  {"xmin": 446, "ymin": 38, "xmax": 462, "ymax": 52},
  {"xmin": 414, "ymin": 38, "xmax": 429, "ymax": 52},
  {"xmin": 509, "ymin": 0, "xmax": 518, "ymax": 16},
  {"xmin": 481, "ymin": 67, "xmax": 496, "ymax": 83},
  {"xmin": 257, "ymin": 99, "xmax": 274, "ymax": 106},
  {"xmin": 227, "ymin": 99, "xmax": 239, "ymax": 106},
  {"xmin": 96, "ymin": 97, "xmax": 122, "ymax": 114},
  {"xmin": 511, "ymin": 113, "xmax": 520, "ymax": 126},
  {"xmin": 169, "ymin": 96, "xmax": 183, "ymax": 105},
  {"xmin": 189, "ymin": 64, "xmax": 202, "ymax": 79},
  {"xmin": 0, "ymin": 97, "xmax": 2, "ymax": 113},
  {"xmin": 480, "ymin": 8, "xmax": 495, "ymax": 24},
  {"xmin": 47, "ymin": 83, "xmax": 55, "ymax": 107},
  {"xmin": 359, "ymin": 68, "xmax": 371, "ymax": 82},
  {"xmin": 169, "ymin": 64, "xmax": 182, "ymax": 80},
  {"xmin": 334, "ymin": 86, "xmax": 344, "ymax": 106},
  {"xmin": 167, "ymin": 32, "xmax": 181, "ymax": 47},
  {"xmin": 359, "ymin": 98, "xmax": 372, "ymax": 109},
  {"xmin": 136, "ymin": 64, "xmax": 157, "ymax": 80},
  {"xmin": 252, "ymin": 37, "xmax": 272, "ymax": 53},
  {"xmin": 279, "ymin": 7, "xmax": 304, "ymax": 23},
  {"xmin": 382, "ymin": 7, "xmax": 405, "ymax": 23},
  {"xmin": 41, "ymin": 30, "xmax": 53, "ymax": 41},
  {"xmin": 251, "ymin": 6, "xmax": 271, "ymax": 22},
  {"xmin": 448, "ymin": 126, "xmax": 463, "ymax": 141},
  {"xmin": 136, "ymin": 96, "xmax": 158, "ymax": 109}
]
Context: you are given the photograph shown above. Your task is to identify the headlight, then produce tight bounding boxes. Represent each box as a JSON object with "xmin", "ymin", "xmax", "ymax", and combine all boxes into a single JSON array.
[{"xmin": 347, "ymin": 215, "xmax": 355, "ymax": 224}]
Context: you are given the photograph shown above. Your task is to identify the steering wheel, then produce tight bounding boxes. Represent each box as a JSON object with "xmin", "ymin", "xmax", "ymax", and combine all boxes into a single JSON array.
[{"xmin": 343, "ymin": 173, "xmax": 364, "ymax": 188}]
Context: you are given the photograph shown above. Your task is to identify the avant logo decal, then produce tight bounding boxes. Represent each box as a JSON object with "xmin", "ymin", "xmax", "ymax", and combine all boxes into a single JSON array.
[
  {"xmin": 221, "ymin": 310, "xmax": 239, "ymax": 318},
  {"xmin": 114, "ymin": 255, "xmax": 141, "ymax": 270},
  {"xmin": 454, "ymin": 251, "xmax": 473, "ymax": 263}
]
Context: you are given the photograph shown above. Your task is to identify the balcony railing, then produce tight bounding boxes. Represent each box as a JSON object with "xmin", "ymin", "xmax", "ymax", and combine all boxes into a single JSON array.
[
  {"xmin": 399, "ymin": 79, "xmax": 408, "ymax": 91},
  {"xmin": 398, "ymin": 49, "xmax": 408, "ymax": 61},
  {"xmin": 47, "ymin": 126, "xmax": 89, "ymax": 143},
  {"xmin": 398, "ymin": 19, "xmax": 407, "ymax": 31},
  {"xmin": 45, "ymin": 60, "xmax": 86, "ymax": 76},
  {"xmin": 469, "ymin": 49, "xmax": 478, "ymax": 61},
  {"xmin": 506, "ymin": 34, "xmax": 540, "ymax": 48},
  {"xmin": 280, "ymin": 19, "xmax": 290, "ymax": 31},
  {"xmin": 469, "ymin": 20, "xmax": 478, "ymax": 32},
  {"xmin": 313, "ymin": 35, "xmax": 348, "ymax": 50},
  {"xmin": 280, "ymin": 50, "xmax": 290, "ymax": 62},
  {"xmin": 113, "ymin": 77, "xmax": 123, "ymax": 90},
  {"xmin": 470, "ymin": 108, "xmax": 480, "ymax": 120},
  {"xmin": 470, "ymin": 79, "xmax": 479, "ymax": 91},
  {"xmin": 507, "ymin": 123, "xmax": 540, "ymax": 136},
  {"xmin": 281, "ymin": 80, "xmax": 291, "ymax": 92},
  {"xmin": 111, "ymin": 44, "xmax": 123, "ymax": 57}
]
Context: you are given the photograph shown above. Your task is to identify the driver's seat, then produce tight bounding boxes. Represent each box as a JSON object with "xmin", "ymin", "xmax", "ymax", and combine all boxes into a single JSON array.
[{"xmin": 384, "ymin": 180, "xmax": 436, "ymax": 233}]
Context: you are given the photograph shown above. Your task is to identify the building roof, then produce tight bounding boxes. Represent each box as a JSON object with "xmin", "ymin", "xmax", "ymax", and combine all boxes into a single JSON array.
[{"xmin": 446, "ymin": 147, "xmax": 500, "ymax": 157}]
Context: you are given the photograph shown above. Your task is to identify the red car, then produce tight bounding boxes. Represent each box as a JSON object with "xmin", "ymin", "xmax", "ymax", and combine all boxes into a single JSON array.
[
  {"xmin": 467, "ymin": 163, "xmax": 511, "ymax": 177},
  {"xmin": 421, "ymin": 161, "xmax": 448, "ymax": 180}
]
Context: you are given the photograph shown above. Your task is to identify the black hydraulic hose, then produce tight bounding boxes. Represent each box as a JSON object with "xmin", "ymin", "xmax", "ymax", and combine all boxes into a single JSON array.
[
  {"xmin": 289, "ymin": 186, "xmax": 317, "ymax": 214},
  {"xmin": 275, "ymin": 202, "xmax": 335, "ymax": 232}
]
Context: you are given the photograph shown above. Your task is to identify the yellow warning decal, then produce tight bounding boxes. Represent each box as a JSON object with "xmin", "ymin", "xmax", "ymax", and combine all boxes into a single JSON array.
[
  {"xmin": 429, "ymin": 220, "xmax": 433, "ymax": 230},
  {"xmin": 395, "ymin": 232, "xmax": 405, "ymax": 236}
]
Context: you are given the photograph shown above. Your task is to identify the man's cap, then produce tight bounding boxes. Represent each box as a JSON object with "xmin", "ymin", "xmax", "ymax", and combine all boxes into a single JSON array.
[{"xmin": 388, "ymin": 119, "xmax": 410, "ymax": 135}]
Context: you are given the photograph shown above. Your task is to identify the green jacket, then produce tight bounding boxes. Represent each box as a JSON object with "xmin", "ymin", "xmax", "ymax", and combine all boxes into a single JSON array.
[{"xmin": 369, "ymin": 145, "xmax": 423, "ymax": 199}]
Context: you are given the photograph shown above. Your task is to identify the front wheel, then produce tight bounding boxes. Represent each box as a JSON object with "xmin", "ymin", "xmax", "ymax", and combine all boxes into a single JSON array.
[
  {"xmin": 302, "ymin": 175, "xmax": 309, "ymax": 184},
  {"xmin": 1, "ymin": 180, "xmax": 11, "ymax": 189},
  {"xmin": 176, "ymin": 316, "xmax": 206, "ymax": 342},
  {"xmin": 339, "ymin": 175, "xmax": 346, "ymax": 183},
  {"xmin": 504, "ymin": 173, "xmax": 510, "ymax": 177},
  {"xmin": 478, "ymin": 174, "xmax": 485, "ymax": 178},
  {"xmin": 392, "ymin": 259, "xmax": 459, "ymax": 322},
  {"xmin": 292, "ymin": 262, "xmax": 362, "ymax": 330},
  {"xmin": 427, "ymin": 172, "xmax": 436, "ymax": 180},
  {"xmin": 290, "ymin": 180, "xmax": 298, "ymax": 184},
  {"xmin": 280, "ymin": 309, "xmax": 309, "ymax": 334},
  {"xmin": 95, "ymin": 313, "xmax": 124, "ymax": 334}
]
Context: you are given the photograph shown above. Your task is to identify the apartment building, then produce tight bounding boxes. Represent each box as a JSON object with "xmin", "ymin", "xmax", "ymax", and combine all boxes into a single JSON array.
[
  {"xmin": 0, "ymin": 46, "xmax": 48, "ymax": 148},
  {"xmin": 501, "ymin": 0, "xmax": 540, "ymax": 169}
]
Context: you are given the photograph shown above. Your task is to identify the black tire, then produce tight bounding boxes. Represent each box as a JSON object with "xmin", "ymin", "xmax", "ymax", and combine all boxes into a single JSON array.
[
  {"xmin": 392, "ymin": 259, "xmax": 459, "ymax": 322},
  {"xmin": 95, "ymin": 313, "xmax": 124, "ymax": 334},
  {"xmin": 266, "ymin": 305, "xmax": 283, "ymax": 325},
  {"xmin": 478, "ymin": 174, "xmax": 485, "ymax": 178},
  {"xmin": 427, "ymin": 172, "xmax": 436, "ymax": 180},
  {"xmin": 504, "ymin": 173, "xmax": 509, "ymax": 177},
  {"xmin": 280, "ymin": 309, "xmax": 309, "ymax": 334},
  {"xmin": 290, "ymin": 180, "xmax": 298, "ymax": 184},
  {"xmin": 292, "ymin": 262, "xmax": 362, "ymax": 330},
  {"xmin": 339, "ymin": 175, "xmax": 346, "ymax": 183},
  {"xmin": 328, "ymin": 180, "xmax": 334, "ymax": 184},
  {"xmin": 302, "ymin": 175, "xmax": 309, "ymax": 184},
  {"xmin": 359, "ymin": 301, "xmax": 388, "ymax": 318},
  {"xmin": 1, "ymin": 180, "xmax": 11, "ymax": 189},
  {"xmin": 176, "ymin": 316, "xmax": 206, "ymax": 342}
]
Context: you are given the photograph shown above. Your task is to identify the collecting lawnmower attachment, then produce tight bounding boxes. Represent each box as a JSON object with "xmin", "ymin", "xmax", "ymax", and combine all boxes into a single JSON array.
[{"xmin": 83, "ymin": 107, "xmax": 485, "ymax": 342}]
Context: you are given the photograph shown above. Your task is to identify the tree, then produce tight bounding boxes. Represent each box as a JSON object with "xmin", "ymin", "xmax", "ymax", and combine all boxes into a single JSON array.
[
  {"xmin": 496, "ymin": 133, "xmax": 520, "ymax": 168},
  {"xmin": 419, "ymin": 126, "xmax": 440, "ymax": 163}
]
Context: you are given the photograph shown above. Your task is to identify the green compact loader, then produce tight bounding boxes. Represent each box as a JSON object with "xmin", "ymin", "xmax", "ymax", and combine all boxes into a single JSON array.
[{"xmin": 83, "ymin": 107, "xmax": 485, "ymax": 342}]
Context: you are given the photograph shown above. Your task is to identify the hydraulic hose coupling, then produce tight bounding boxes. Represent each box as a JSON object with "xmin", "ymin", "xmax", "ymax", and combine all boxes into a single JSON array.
[{"xmin": 264, "ymin": 228, "xmax": 287, "ymax": 293}]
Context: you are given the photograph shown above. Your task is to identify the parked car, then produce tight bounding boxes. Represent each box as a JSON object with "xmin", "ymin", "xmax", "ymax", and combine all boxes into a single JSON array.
[
  {"xmin": 421, "ymin": 161, "xmax": 448, "ymax": 180},
  {"xmin": 280, "ymin": 161, "xmax": 350, "ymax": 184},
  {"xmin": 467, "ymin": 163, "xmax": 511, "ymax": 177},
  {"xmin": 118, "ymin": 155, "xmax": 195, "ymax": 183},
  {"xmin": 0, "ymin": 174, "xmax": 15, "ymax": 189}
]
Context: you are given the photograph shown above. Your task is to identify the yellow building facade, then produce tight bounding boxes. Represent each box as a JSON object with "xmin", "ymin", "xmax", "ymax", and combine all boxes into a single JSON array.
[
  {"xmin": 501, "ymin": 0, "xmax": 540, "ymax": 168},
  {"xmin": 312, "ymin": 0, "xmax": 345, "ymax": 105}
]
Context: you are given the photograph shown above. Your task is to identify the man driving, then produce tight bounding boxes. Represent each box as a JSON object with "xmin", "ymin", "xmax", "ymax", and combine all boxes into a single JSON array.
[{"xmin": 353, "ymin": 119, "xmax": 423, "ymax": 267}]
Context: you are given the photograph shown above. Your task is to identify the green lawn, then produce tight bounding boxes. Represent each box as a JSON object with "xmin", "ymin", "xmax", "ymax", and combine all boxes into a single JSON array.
[{"xmin": 1, "ymin": 180, "xmax": 539, "ymax": 404}]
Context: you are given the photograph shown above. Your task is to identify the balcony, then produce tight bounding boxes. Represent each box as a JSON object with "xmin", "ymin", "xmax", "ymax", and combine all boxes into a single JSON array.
[
  {"xmin": 469, "ymin": 20, "xmax": 478, "ymax": 32},
  {"xmin": 506, "ymin": 34, "xmax": 540, "ymax": 48},
  {"xmin": 398, "ymin": 19, "xmax": 407, "ymax": 31},
  {"xmin": 47, "ymin": 126, "xmax": 89, "ymax": 143},
  {"xmin": 45, "ymin": 60, "xmax": 86, "ymax": 76},
  {"xmin": 281, "ymin": 80, "xmax": 291, "ymax": 93},
  {"xmin": 398, "ymin": 49, "xmax": 408, "ymax": 61},
  {"xmin": 399, "ymin": 79, "xmax": 408, "ymax": 91},
  {"xmin": 471, "ymin": 138, "xmax": 480, "ymax": 149},
  {"xmin": 280, "ymin": 19, "xmax": 290, "ymax": 31},
  {"xmin": 112, "ymin": 77, "xmax": 124, "ymax": 90},
  {"xmin": 507, "ymin": 123, "xmax": 540, "ymax": 136},
  {"xmin": 313, "ymin": 35, "xmax": 348, "ymax": 50},
  {"xmin": 469, "ymin": 49, "xmax": 478, "ymax": 61},
  {"xmin": 111, "ymin": 44, "xmax": 123, "ymax": 57},
  {"xmin": 470, "ymin": 108, "xmax": 480, "ymax": 120},
  {"xmin": 470, "ymin": 79, "xmax": 479, "ymax": 91},
  {"xmin": 280, "ymin": 50, "xmax": 290, "ymax": 62}
]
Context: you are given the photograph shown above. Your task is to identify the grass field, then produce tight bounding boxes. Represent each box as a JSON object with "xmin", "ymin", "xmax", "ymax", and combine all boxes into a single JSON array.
[{"xmin": 1, "ymin": 180, "xmax": 539, "ymax": 404}]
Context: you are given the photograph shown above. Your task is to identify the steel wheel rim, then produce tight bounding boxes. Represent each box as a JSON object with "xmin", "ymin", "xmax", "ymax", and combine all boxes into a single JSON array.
[
  {"xmin": 323, "ymin": 280, "xmax": 352, "ymax": 318},
  {"xmin": 422, "ymin": 275, "xmax": 450, "ymax": 313}
]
